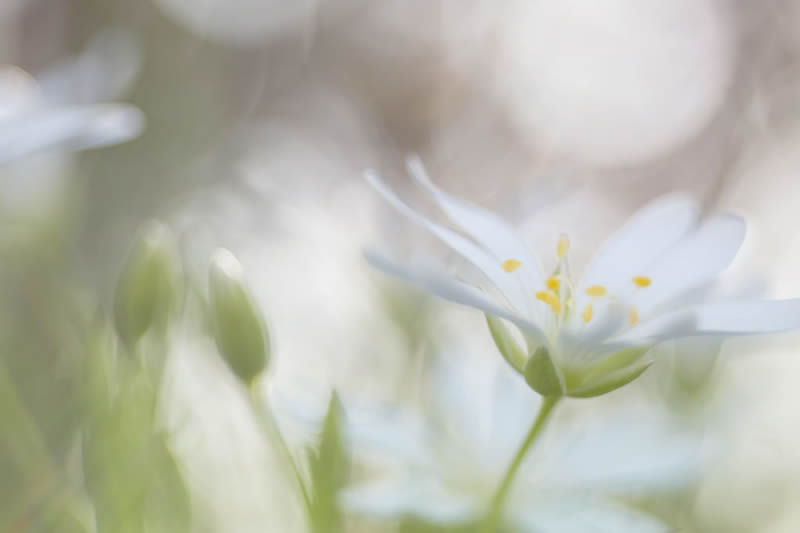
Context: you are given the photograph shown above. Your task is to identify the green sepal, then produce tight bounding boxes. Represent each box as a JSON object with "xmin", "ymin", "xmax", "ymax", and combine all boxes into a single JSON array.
[
  {"xmin": 485, "ymin": 314, "xmax": 526, "ymax": 374},
  {"xmin": 568, "ymin": 361, "xmax": 653, "ymax": 398},
  {"xmin": 523, "ymin": 347, "xmax": 563, "ymax": 397},
  {"xmin": 567, "ymin": 346, "xmax": 650, "ymax": 390}
]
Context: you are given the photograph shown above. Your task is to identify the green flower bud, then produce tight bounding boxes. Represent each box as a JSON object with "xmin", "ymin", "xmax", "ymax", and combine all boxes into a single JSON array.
[
  {"xmin": 113, "ymin": 221, "xmax": 180, "ymax": 345},
  {"xmin": 523, "ymin": 347, "xmax": 563, "ymax": 397},
  {"xmin": 208, "ymin": 248, "xmax": 269, "ymax": 385}
]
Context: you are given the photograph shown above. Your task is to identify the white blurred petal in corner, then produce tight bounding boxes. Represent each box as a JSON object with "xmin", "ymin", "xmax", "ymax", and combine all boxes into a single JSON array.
[
  {"xmin": 492, "ymin": 0, "xmax": 734, "ymax": 166},
  {"xmin": 152, "ymin": 0, "xmax": 316, "ymax": 46},
  {"xmin": 0, "ymin": 36, "xmax": 143, "ymax": 216}
]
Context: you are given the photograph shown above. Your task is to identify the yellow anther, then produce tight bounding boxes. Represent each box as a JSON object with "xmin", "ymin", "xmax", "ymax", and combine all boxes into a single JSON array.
[
  {"xmin": 556, "ymin": 235, "xmax": 570, "ymax": 260},
  {"xmin": 632, "ymin": 276, "xmax": 651, "ymax": 288},
  {"xmin": 585, "ymin": 285, "xmax": 607, "ymax": 297},
  {"xmin": 629, "ymin": 307, "xmax": 640, "ymax": 325},
  {"xmin": 581, "ymin": 303, "xmax": 593, "ymax": 323},
  {"xmin": 546, "ymin": 276, "xmax": 560, "ymax": 291},
  {"xmin": 536, "ymin": 290, "xmax": 562, "ymax": 315},
  {"xmin": 502, "ymin": 259, "xmax": 522, "ymax": 273}
]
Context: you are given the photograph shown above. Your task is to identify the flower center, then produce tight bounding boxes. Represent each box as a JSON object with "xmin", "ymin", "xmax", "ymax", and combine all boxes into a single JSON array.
[{"xmin": 503, "ymin": 236, "xmax": 652, "ymax": 328}]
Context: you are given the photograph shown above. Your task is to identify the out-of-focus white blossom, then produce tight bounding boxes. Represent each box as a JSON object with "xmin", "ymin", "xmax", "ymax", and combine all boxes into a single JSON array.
[{"xmin": 340, "ymin": 354, "xmax": 703, "ymax": 532}]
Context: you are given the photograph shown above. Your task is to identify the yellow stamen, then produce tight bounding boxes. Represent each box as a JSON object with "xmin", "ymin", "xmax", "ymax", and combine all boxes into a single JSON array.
[
  {"xmin": 546, "ymin": 276, "xmax": 560, "ymax": 291},
  {"xmin": 632, "ymin": 276, "xmax": 651, "ymax": 288},
  {"xmin": 585, "ymin": 285, "xmax": 607, "ymax": 297},
  {"xmin": 556, "ymin": 235, "xmax": 570, "ymax": 259},
  {"xmin": 502, "ymin": 259, "xmax": 522, "ymax": 273},
  {"xmin": 629, "ymin": 307, "xmax": 640, "ymax": 325},
  {"xmin": 581, "ymin": 303, "xmax": 593, "ymax": 323},
  {"xmin": 536, "ymin": 290, "xmax": 562, "ymax": 315}
]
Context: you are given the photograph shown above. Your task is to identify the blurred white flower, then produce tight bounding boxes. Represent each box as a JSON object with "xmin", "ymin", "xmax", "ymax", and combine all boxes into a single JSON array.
[
  {"xmin": 340, "ymin": 355, "xmax": 703, "ymax": 532},
  {"xmin": 0, "ymin": 66, "xmax": 142, "ymax": 165},
  {"xmin": 0, "ymin": 33, "xmax": 143, "ymax": 218},
  {"xmin": 365, "ymin": 157, "xmax": 800, "ymax": 397}
]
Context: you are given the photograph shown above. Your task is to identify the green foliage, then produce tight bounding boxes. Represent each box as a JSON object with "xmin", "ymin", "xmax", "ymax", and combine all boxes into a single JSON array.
[
  {"xmin": 82, "ymin": 362, "xmax": 191, "ymax": 533},
  {"xmin": 306, "ymin": 393, "xmax": 349, "ymax": 533}
]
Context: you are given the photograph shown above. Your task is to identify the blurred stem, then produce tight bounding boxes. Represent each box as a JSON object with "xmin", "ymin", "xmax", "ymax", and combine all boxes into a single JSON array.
[
  {"xmin": 0, "ymin": 362, "xmax": 89, "ymax": 532},
  {"xmin": 482, "ymin": 396, "xmax": 560, "ymax": 532},
  {"xmin": 248, "ymin": 380, "xmax": 313, "ymax": 518}
]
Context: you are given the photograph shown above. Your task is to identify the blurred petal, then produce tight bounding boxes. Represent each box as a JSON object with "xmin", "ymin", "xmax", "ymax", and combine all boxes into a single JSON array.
[
  {"xmin": 38, "ymin": 29, "xmax": 142, "ymax": 104},
  {"xmin": 364, "ymin": 250, "xmax": 547, "ymax": 343},
  {"xmin": 514, "ymin": 496, "xmax": 669, "ymax": 533},
  {"xmin": 341, "ymin": 477, "xmax": 478, "ymax": 524},
  {"xmin": 606, "ymin": 298, "xmax": 800, "ymax": 346},
  {"xmin": 0, "ymin": 104, "xmax": 144, "ymax": 164},
  {"xmin": 634, "ymin": 214, "xmax": 745, "ymax": 315},
  {"xmin": 578, "ymin": 194, "xmax": 699, "ymax": 296},
  {"xmin": 406, "ymin": 155, "xmax": 546, "ymax": 296},
  {"xmin": 530, "ymin": 411, "xmax": 703, "ymax": 492},
  {"xmin": 365, "ymin": 170, "xmax": 535, "ymax": 315}
]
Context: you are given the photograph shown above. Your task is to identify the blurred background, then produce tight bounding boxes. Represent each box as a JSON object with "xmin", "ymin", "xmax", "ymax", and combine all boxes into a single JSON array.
[{"xmin": 4, "ymin": 1, "xmax": 800, "ymax": 532}]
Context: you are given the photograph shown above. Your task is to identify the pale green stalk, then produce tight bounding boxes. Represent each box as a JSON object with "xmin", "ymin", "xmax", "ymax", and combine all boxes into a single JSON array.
[{"xmin": 482, "ymin": 396, "xmax": 560, "ymax": 532}]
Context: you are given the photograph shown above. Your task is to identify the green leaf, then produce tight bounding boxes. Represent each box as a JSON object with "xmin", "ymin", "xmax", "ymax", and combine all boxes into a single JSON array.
[
  {"xmin": 306, "ymin": 392, "xmax": 348, "ymax": 533},
  {"xmin": 485, "ymin": 315, "xmax": 526, "ymax": 374},
  {"xmin": 523, "ymin": 347, "xmax": 563, "ymax": 397}
]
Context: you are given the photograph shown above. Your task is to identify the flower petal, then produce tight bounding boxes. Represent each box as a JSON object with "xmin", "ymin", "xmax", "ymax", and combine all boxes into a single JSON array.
[
  {"xmin": 365, "ymin": 170, "xmax": 537, "ymax": 316},
  {"xmin": 632, "ymin": 214, "xmax": 745, "ymax": 315},
  {"xmin": 364, "ymin": 250, "xmax": 548, "ymax": 343},
  {"xmin": 0, "ymin": 104, "xmax": 143, "ymax": 164},
  {"xmin": 406, "ymin": 155, "xmax": 546, "ymax": 292},
  {"xmin": 341, "ymin": 476, "xmax": 478, "ymax": 524},
  {"xmin": 578, "ymin": 193, "xmax": 699, "ymax": 295},
  {"xmin": 605, "ymin": 298, "xmax": 800, "ymax": 347},
  {"xmin": 512, "ymin": 496, "xmax": 669, "ymax": 533}
]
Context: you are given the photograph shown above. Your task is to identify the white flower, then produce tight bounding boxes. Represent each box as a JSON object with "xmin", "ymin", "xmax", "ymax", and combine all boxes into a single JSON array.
[
  {"xmin": 340, "ymin": 355, "xmax": 704, "ymax": 532},
  {"xmin": 364, "ymin": 157, "xmax": 800, "ymax": 397},
  {"xmin": 0, "ymin": 54, "xmax": 143, "ymax": 166}
]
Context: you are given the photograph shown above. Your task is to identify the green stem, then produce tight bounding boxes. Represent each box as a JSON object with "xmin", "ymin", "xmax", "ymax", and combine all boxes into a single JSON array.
[
  {"xmin": 482, "ymin": 395, "xmax": 560, "ymax": 532},
  {"xmin": 249, "ymin": 381, "xmax": 313, "ymax": 515}
]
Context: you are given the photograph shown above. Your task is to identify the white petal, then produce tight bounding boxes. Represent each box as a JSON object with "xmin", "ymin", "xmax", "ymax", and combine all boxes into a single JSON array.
[
  {"xmin": 406, "ymin": 155, "xmax": 546, "ymax": 292},
  {"xmin": 341, "ymin": 477, "xmax": 478, "ymax": 524},
  {"xmin": 0, "ymin": 104, "xmax": 143, "ymax": 164},
  {"xmin": 364, "ymin": 250, "xmax": 548, "ymax": 343},
  {"xmin": 632, "ymin": 214, "xmax": 745, "ymax": 315},
  {"xmin": 365, "ymin": 170, "xmax": 542, "ymax": 317},
  {"xmin": 532, "ymin": 411, "xmax": 703, "ymax": 492},
  {"xmin": 513, "ymin": 496, "xmax": 669, "ymax": 533},
  {"xmin": 578, "ymin": 193, "xmax": 699, "ymax": 295},
  {"xmin": 605, "ymin": 299, "xmax": 800, "ymax": 347}
]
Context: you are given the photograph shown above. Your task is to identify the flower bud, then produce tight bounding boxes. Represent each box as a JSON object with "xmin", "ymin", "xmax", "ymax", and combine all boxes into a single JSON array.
[
  {"xmin": 113, "ymin": 221, "xmax": 180, "ymax": 344},
  {"xmin": 208, "ymin": 248, "xmax": 269, "ymax": 385}
]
